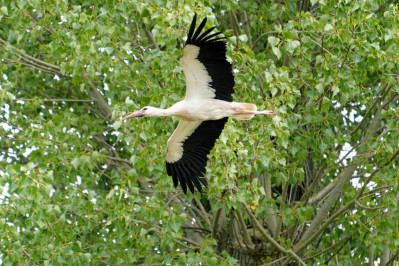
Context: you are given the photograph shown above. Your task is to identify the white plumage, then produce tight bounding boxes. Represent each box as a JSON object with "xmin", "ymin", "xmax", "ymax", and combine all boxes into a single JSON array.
[
  {"xmin": 181, "ymin": 45, "xmax": 214, "ymax": 100},
  {"xmin": 166, "ymin": 120, "xmax": 201, "ymax": 163},
  {"xmin": 122, "ymin": 15, "xmax": 275, "ymax": 194}
]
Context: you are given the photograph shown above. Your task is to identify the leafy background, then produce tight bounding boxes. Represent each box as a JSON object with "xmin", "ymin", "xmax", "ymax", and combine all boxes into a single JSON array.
[{"xmin": 1, "ymin": 0, "xmax": 399, "ymax": 264}]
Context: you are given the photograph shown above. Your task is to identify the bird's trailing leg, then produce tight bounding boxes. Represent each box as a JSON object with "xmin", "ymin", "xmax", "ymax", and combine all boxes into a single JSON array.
[{"xmin": 232, "ymin": 108, "xmax": 276, "ymax": 120}]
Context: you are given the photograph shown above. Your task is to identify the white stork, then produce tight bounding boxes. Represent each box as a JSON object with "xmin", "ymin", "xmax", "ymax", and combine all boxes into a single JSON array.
[{"xmin": 122, "ymin": 15, "xmax": 276, "ymax": 194}]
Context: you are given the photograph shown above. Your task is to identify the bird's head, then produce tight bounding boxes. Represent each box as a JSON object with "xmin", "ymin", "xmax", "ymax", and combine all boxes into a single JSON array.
[{"xmin": 121, "ymin": 106, "xmax": 160, "ymax": 120}]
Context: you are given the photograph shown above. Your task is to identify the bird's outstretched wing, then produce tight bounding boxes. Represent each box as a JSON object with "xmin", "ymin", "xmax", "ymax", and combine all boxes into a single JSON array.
[
  {"xmin": 166, "ymin": 118, "xmax": 228, "ymax": 194},
  {"xmin": 180, "ymin": 14, "xmax": 235, "ymax": 102}
]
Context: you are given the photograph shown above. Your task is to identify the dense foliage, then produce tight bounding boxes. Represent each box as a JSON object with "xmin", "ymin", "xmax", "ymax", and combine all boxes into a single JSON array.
[{"xmin": 1, "ymin": 0, "xmax": 399, "ymax": 264}]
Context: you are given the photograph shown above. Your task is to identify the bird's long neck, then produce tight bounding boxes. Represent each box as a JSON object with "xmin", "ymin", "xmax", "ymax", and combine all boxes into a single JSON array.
[
  {"xmin": 147, "ymin": 102, "xmax": 186, "ymax": 118},
  {"xmin": 160, "ymin": 102, "xmax": 187, "ymax": 117},
  {"xmin": 151, "ymin": 107, "xmax": 177, "ymax": 117}
]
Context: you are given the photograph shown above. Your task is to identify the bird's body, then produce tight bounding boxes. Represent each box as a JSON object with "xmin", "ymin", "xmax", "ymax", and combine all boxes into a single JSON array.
[
  {"xmin": 138, "ymin": 100, "xmax": 260, "ymax": 121},
  {"xmin": 122, "ymin": 15, "xmax": 275, "ymax": 194}
]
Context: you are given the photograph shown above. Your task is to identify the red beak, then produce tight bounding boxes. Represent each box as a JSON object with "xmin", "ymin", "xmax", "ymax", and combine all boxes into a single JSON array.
[{"xmin": 120, "ymin": 111, "xmax": 144, "ymax": 121}]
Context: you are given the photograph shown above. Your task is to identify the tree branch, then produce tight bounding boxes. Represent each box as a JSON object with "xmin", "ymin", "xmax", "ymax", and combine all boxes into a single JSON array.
[
  {"xmin": 310, "ymin": 37, "xmax": 333, "ymax": 57},
  {"xmin": 21, "ymin": 248, "xmax": 32, "ymax": 265},
  {"xmin": 295, "ymin": 148, "xmax": 399, "ymax": 254},
  {"xmin": 83, "ymin": 73, "xmax": 113, "ymax": 121},
  {"xmin": 212, "ymin": 206, "xmax": 223, "ymax": 239},
  {"xmin": 14, "ymin": 98, "xmax": 93, "ymax": 102},
  {"xmin": 239, "ymin": 9, "xmax": 252, "ymax": 47},
  {"xmin": 235, "ymin": 209, "xmax": 254, "ymax": 249},
  {"xmin": 308, "ymin": 181, "xmax": 336, "ymax": 205},
  {"xmin": 142, "ymin": 23, "xmax": 159, "ymax": 50},
  {"xmin": 304, "ymin": 231, "xmax": 355, "ymax": 261},
  {"xmin": 0, "ymin": 37, "xmax": 61, "ymax": 74},
  {"xmin": 242, "ymin": 202, "xmax": 306, "ymax": 265},
  {"xmin": 350, "ymin": 85, "xmax": 391, "ymax": 136},
  {"xmin": 301, "ymin": 162, "xmax": 328, "ymax": 205},
  {"xmin": 374, "ymin": 0, "xmax": 396, "ymax": 14},
  {"xmin": 299, "ymin": 164, "xmax": 357, "ymax": 245},
  {"xmin": 253, "ymin": 31, "xmax": 278, "ymax": 48},
  {"xmin": 261, "ymin": 174, "xmax": 278, "ymax": 237},
  {"xmin": 230, "ymin": 11, "xmax": 241, "ymax": 39},
  {"xmin": 298, "ymin": 88, "xmax": 390, "ymax": 247},
  {"xmin": 193, "ymin": 196, "xmax": 212, "ymax": 230},
  {"xmin": 1, "ymin": 37, "xmax": 114, "ymax": 124},
  {"xmin": 384, "ymin": 249, "xmax": 399, "ymax": 266}
]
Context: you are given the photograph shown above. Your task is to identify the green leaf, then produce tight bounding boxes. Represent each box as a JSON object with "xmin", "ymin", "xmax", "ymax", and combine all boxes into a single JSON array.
[
  {"xmin": 0, "ymin": 6, "xmax": 8, "ymax": 15},
  {"xmin": 113, "ymin": 120, "xmax": 122, "ymax": 130},
  {"xmin": 324, "ymin": 23, "xmax": 334, "ymax": 32},
  {"xmin": 316, "ymin": 83, "xmax": 324, "ymax": 93},
  {"xmin": 268, "ymin": 36, "xmax": 280, "ymax": 47},
  {"xmin": 238, "ymin": 34, "xmax": 248, "ymax": 42},
  {"xmin": 272, "ymin": 46, "xmax": 281, "ymax": 59},
  {"xmin": 332, "ymin": 85, "xmax": 339, "ymax": 97},
  {"xmin": 105, "ymin": 47, "xmax": 114, "ymax": 55},
  {"xmin": 139, "ymin": 131, "xmax": 148, "ymax": 141},
  {"xmin": 106, "ymin": 189, "xmax": 115, "ymax": 199},
  {"xmin": 71, "ymin": 158, "xmax": 80, "ymax": 169},
  {"xmin": 284, "ymin": 40, "xmax": 300, "ymax": 54}
]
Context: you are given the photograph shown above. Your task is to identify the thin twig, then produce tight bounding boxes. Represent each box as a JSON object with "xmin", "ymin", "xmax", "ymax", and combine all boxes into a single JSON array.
[
  {"xmin": 0, "ymin": 37, "xmax": 61, "ymax": 72},
  {"xmin": 384, "ymin": 248, "xmax": 399, "ymax": 266},
  {"xmin": 253, "ymin": 31, "xmax": 278, "ymax": 48},
  {"xmin": 193, "ymin": 196, "xmax": 212, "ymax": 230},
  {"xmin": 181, "ymin": 225, "xmax": 211, "ymax": 233},
  {"xmin": 106, "ymin": 156, "xmax": 132, "ymax": 164},
  {"xmin": 350, "ymin": 85, "xmax": 391, "ymax": 135},
  {"xmin": 355, "ymin": 200, "xmax": 382, "ymax": 210},
  {"xmin": 14, "ymin": 98, "xmax": 93, "ymax": 102},
  {"xmin": 310, "ymin": 38, "xmax": 333, "ymax": 56},
  {"xmin": 304, "ymin": 231, "xmax": 355, "ymax": 261},
  {"xmin": 21, "ymin": 248, "xmax": 32, "ymax": 265},
  {"xmin": 46, "ymin": 220, "xmax": 57, "ymax": 238}
]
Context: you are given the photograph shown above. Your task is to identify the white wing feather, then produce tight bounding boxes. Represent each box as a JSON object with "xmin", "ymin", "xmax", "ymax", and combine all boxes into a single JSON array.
[
  {"xmin": 180, "ymin": 45, "xmax": 215, "ymax": 100},
  {"xmin": 166, "ymin": 119, "xmax": 202, "ymax": 163}
]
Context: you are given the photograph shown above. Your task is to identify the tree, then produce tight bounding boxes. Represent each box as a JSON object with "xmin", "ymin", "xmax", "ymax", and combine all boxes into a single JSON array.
[{"xmin": 1, "ymin": 0, "xmax": 399, "ymax": 264}]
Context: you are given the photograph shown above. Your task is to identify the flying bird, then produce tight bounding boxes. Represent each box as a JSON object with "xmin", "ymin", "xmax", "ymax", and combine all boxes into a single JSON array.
[{"xmin": 122, "ymin": 15, "xmax": 275, "ymax": 194}]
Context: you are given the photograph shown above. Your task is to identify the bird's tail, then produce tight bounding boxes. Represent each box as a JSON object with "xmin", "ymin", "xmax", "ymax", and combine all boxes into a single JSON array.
[{"xmin": 232, "ymin": 103, "xmax": 257, "ymax": 120}]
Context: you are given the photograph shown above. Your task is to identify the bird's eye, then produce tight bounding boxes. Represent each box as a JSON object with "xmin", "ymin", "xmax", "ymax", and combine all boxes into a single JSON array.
[{"xmin": 142, "ymin": 107, "xmax": 148, "ymax": 111}]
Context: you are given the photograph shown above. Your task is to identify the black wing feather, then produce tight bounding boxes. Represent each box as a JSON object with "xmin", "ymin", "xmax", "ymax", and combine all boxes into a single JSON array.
[
  {"xmin": 199, "ymin": 32, "xmax": 223, "ymax": 43},
  {"xmin": 185, "ymin": 15, "xmax": 235, "ymax": 102},
  {"xmin": 191, "ymin": 17, "xmax": 207, "ymax": 43},
  {"xmin": 196, "ymin": 27, "xmax": 216, "ymax": 42},
  {"xmin": 186, "ymin": 14, "xmax": 197, "ymax": 44},
  {"xmin": 166, "ymin": 118, "xmax": 228, "ymax": 194}
]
